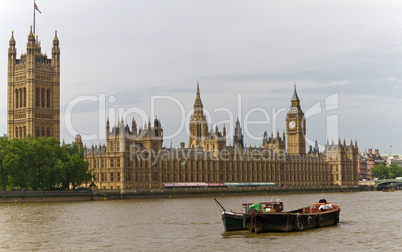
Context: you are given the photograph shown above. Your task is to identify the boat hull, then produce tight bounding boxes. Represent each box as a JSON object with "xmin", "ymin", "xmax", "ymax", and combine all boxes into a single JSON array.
[
  {"xmin": 244, "ymin": 207, "xmax": 340, "ymax": 233},
  {"xmin": 222, "ymin": 212, "xmax": 246, "ymax": 231}
]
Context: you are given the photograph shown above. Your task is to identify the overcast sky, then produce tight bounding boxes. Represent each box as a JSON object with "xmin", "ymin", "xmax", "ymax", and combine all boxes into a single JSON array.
[{"xmin": 1, "ymin": 1, "xmax": 402, "ymax": 154}]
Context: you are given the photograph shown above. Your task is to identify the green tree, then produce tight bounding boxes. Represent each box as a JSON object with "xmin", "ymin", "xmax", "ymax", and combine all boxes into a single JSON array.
[
  {"xmin": 0, "ymin": 135, "xmax": 9, "ymax": 190},
  {"xmin": 59, "ymin": 143, "xmax": 92, "ymax": 189},
  {"xmin": 371, "ymin": 164, "xmax": 389, "ymax": 179},
  {"xmin": 389, "ymin": 163, "xmax": 402, "ymax": 178},
  {"xmin": 3, "ymin": 138, "xmax": 30, "ymax": 189},
  {"xmin": 0, "ymin": 137, "xmax": 91, "ymax": 191},
  {"xmin": 372, "ymin": 163, "xmax": 402, "ymax": 179}
]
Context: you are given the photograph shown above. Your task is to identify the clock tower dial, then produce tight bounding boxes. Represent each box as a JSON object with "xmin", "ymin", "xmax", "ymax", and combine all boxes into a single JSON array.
[{"xmin": 289, "ymin": 121, "xmax": 296, "ymax": 129}]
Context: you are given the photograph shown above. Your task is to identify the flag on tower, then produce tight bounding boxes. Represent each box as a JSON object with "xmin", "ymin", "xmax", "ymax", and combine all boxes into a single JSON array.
[{"xmin": 35, "ymin": 3, "xmax": 41, "ymax": 14}]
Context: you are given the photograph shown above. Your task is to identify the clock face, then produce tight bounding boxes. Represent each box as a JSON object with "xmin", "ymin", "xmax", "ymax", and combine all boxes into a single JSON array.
[{"xmin": 289, "ymin": 121, "xmax": 296, "ymax": 129}]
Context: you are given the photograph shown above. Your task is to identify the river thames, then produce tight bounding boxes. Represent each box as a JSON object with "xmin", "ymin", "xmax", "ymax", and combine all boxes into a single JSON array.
[{"xmin": 0, "ymin": 190, "xmax": 400, "ymax": 251}]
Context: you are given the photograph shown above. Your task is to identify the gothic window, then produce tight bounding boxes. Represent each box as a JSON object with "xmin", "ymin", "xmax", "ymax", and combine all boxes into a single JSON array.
[
  {"xmin": 23, "ymin": 126, "xmax": 26, "ymax": 137},
  {"xmin": 19, "ymin": 127, "xmax": 22, "ymax": 139},
  {"xmin": 36, "ymin": 127, "xmax": 40, "ymax": 138},
  {"xmin": 15, "ymin": 127, "xmax": 18, "ymax": 138},
  {"xmin": 46, "ymin": 89, "xmax": 50, "ymax": 108},
  {"xmin": 15, "ymin": 89, "xmax": 19, "ymax": 108},
  {"xmin": 110, "ymin": 143, "xmax": 113, "ymax": 152},
  {"xmin": 19, "ymin": 88, "xmax": 22, "ymax": 108},
  {"xmin": 23, "ymin": 88, "xmax": 26, "ymax": 107},
  {"xmin": 36, "ymin": 88, "xmax": 40, "ymax": 107},
  {"xmin": 47, "ymin": 127, "xmax": 50, "ymax": 137},
  {"xmin": 41, "ymin": 88, "xmax": 45, "ymax": 107},
  {"xmin": 41, "ymin": 127, "xmax": 45, "ymax": 137}
]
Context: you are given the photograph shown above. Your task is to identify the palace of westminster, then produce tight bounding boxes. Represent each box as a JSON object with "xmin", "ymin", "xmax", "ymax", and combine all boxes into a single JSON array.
[{"xmin": 6, "ymin": 28, "xmax": 359, "ymax": 190}]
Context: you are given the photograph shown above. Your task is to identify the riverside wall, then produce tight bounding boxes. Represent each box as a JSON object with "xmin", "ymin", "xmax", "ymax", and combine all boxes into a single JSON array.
[{"xmin": 0, "ymin": 185, "xmax": 361, "ymax": 203}]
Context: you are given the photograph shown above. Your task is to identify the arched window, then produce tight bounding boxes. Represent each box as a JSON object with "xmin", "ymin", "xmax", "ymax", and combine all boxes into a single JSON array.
[
  {"xmin": 19, "ymin": 127, "xmax": 22, "ymax": 139},
  {"xmin": 23, "ymin": 88, "xmax": 26, "ymax": 107},
  {"xmin": 15, "ymin": 89, "xmax": 19, "ymax": 108},
  {"xmin": 41, "ymin": 127, "xmax": 45, "ymax": 137},
  {"xmin": 15, "ymin": 127, "xmax": 18, "ymax": 138},
  {"xmin": 23, "ymin": 126, "xmax": 26, "ymax": 137},
  {"xmin": 36, "ymin": 88, "xmax": 40, "ymax": 107},
  {"xmin": 41, "ymin": 89, "xmax": 45, "ymax": 107},
  {"xmin": 46, "ymin": 89, "xmax": 50, "ymax": 108},
  {"xmin": 36, "ymin": 127, "xmax": 40, "ymax": 138},
  {"xmin": 19, "ymin": 88, "xmax": 22, "ymax": 108},
  {"xmin": 46, "ymin": 127, "xmax": 50, "ymax": 137}
]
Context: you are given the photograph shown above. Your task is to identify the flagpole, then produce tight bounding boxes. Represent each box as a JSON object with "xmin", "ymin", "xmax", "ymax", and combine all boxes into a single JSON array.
[{"xmin": 33, "ymin": 0, "xmax": 36, "ymax": 34}]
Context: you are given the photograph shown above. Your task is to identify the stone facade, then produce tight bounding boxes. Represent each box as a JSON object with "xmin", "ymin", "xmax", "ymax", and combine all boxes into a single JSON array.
[
  {"xmin": 83, "ymin": 83, "xmax": 359, "ymax": 190},
  {"xmin": 7, "ymin": 27, "xmax": 60, "ymax": 140},
  {"xmin": 324, "ymin": 139, "xmax": 359, "ymax": 186}
]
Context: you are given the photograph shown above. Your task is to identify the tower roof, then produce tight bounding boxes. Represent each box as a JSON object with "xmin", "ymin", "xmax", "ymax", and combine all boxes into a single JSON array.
[
  {"xmin": 193, "ymin": 81, "xmax": 203, "ymax": 108},
  {"xmin": 291, "ymin": 83, "xmax": 300, "ymax": 102}
]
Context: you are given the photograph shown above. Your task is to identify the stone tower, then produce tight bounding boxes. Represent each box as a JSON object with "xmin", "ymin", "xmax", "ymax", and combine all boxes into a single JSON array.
[
  {"xmin": 233, "ymin": 118, "xmax": 244, "ymax": 147},
  {"xmin": 7, "ymin": 27, "xmax": 60, "ymax": 140},
  {"xmin": 286, "ymin": 84, "xmax": 306, "ymax": 155},
  {"xmin": 188, "ymin": 81, "xmax": 208, "ymax": 148}
]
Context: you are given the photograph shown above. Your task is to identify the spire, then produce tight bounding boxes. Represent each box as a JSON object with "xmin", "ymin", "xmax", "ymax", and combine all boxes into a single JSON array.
[
  {"xmin": 196, "ymin": 81, "xmax": 200, "ymax": 98},
  {"xmin": 194, "ymin": 81, "xmax": 202, "ymax": 107},
  {"xmin": 28, "ymin": 25, "xmax": 34, "ymax": 41},
  {"xmin": 53, "ymin": 30, "xmax": 59, "ymax": 46},
  {"xmin": 192, "ymin": 81, "xmax": 204, "ymax": 118},
  {"xmin": 291, "ymin": 82, "xmax": 300, "ymax": 102},
  {"xmin": 9, "ymin": 31, "xmax": 15, "ymax": 46}
]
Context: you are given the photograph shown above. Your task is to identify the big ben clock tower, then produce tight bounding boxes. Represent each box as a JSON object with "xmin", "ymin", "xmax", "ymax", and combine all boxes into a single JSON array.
[{"xmin": 286, "ymin": 84, "xmax": 306, "ymax": 155}]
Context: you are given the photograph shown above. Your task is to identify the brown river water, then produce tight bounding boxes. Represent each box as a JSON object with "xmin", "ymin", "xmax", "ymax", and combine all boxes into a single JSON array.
[{"xmin": 0, "ymin": 190, "xmax": 401, "ymax": 251}]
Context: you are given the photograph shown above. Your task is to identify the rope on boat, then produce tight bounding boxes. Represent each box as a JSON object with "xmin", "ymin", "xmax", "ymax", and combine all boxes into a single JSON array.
[
  {"xmin": 213, "ymin": 197, "xmax": 239, "ymax": 212},
  {"xmin": 214, "ymin": 197, "xmax": 225, "ymax": 214}
]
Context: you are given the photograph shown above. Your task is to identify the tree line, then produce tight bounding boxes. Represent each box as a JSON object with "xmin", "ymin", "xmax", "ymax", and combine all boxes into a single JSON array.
[
  {"xmin": 0, "ymin": 135, "xmax": 92, "ymax": 191},
  {"xmin": 372, "ymin": 163, "xmax": 402, "ymax": 179}
]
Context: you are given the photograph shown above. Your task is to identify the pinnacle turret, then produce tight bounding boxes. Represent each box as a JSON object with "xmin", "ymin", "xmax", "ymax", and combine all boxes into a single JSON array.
[
  {"xmin": 9, "ymin": 31, "xmax": 15, "ymax": 47},
  {"xmin": 53, "ymin": 30, "xmax": 59, "ymax": 46}
]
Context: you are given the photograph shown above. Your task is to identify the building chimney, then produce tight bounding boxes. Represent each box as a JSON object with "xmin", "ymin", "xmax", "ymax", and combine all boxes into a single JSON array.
[
  {"xmin": 375, "ymin": 149, "xmax": 379, "ymax": 156},
  {"xmin": 368, "ymin": 149, "xmax": 372, "ymax": 155}
]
